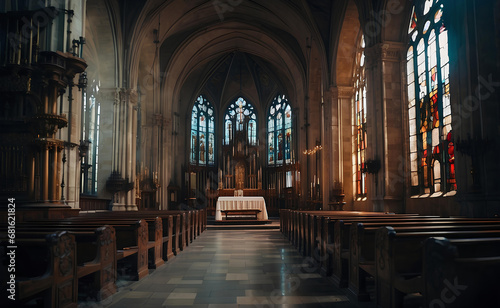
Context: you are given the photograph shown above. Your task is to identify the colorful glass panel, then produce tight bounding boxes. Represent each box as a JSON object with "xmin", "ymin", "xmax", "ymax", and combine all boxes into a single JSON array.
[
  {"xmin": 276, "ymin": 132, "xmax": 283, "ymax": 165},
  {"xmin": 268, "ymin": 132, "xmax": 274, "ymax": 164},
  {"xmin": 190, "ymin": 130, "xmax": 197, "ymax": 164},
  {"xmin": 224, "ymin": 97, "xmax": 256, "ymax": 145},
  {"xmin": 407, "ymin": 1, "xmax": 454, "ymax": 194},
  {"xmin": 248, "ymin": 119, "xmax": 257, "ymax": 146},
  {"xmin": 268, "ymin": 94, "xmax": 293, "ymax": 166},
  {"xmin": 353, "ymin": 36, "xmax": 367, "ymax": 197},
  {"xmin": 408, "ymin": 8, "xmax": 417, "ymax": 34},
  {"xmin": 190, "ymin": 95, "xmax": 215, "ymax": 166},
  {"xmin": 208, "ymin": 133, "xmax": 214, "ymax": 164}
]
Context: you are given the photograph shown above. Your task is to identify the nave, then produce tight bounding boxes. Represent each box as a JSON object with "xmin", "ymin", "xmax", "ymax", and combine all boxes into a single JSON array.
[{"xmin": 101, "ymin": 229, "xmax": 372, "ymax": 308}]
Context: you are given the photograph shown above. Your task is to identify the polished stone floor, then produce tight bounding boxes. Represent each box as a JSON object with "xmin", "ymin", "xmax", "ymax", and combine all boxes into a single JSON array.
[{"xmin": 96, "ymin": 229, "xmax": 375, "ymax": 308}]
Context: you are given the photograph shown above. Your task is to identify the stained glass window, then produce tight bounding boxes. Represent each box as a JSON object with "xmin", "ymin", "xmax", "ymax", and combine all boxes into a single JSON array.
[
  {"xmin": 224, "ymin": 97, "xmax": 257, "ymax": 146},
  {"xmin": 268, "ymin": 94, "xmax": 294, "ymax": 166},
  {"xmin": 81, "ymin": 88, "xmax": 101, "ymax": 195},
  {"xmin": 407, "ymin": 0, "xmax": 455, "ymax": 194},
  {"xmin": 353, "ymin": 36, "xmax": 367, "ymax": 198},
  {"xmin": 190, "ymin": 95, "xmax": 215, "ymax": 166}
]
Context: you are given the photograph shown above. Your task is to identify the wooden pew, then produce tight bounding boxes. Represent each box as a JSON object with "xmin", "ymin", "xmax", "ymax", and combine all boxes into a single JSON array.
[
  {"xmin": 13, "ymin": 225, "xmax": 118, "ymax": 302},
  {"xmin": 79, "ymin": 210, "xmax": 187, "ymax": 256},
  {"xmin": 422, "ymin": 237, "xmax": 500, "ymax": 308},
  {"xmin": 26, "ymin": 218, "xmax": 150, "ymax": 281},
  {"xmin": 283, "ymin": 210, "xmax": 419, "ymax": 276},
  {"xmin": 283, "ymin": 211, "xmax": 397, "ymax": 258},
  {"xmin": 329, "ymin": 217, "xmax": 492, "ymax": 289},
  {"xmin": 80, "ymin": 208, "xmax": 208, "ymax": 257},
  {"xmin": 65, "ymin": 216, "xmax": 165, "ymax": 269},
  {"xmin": 375, "ymin": 227, "xmax": 500, "ymax": 308},
  {"xmin": 0, "ymin": 231, "xmax": 77, "ymax": 308},
  {"xmin": 349, "ymin": 219, "xmax": 500, "ymax": 301},
  {"xmin": 310, "ymin": 213, "xmax": 421, "ymax": 277},
  {"xmin": 327, "ymin": 216, "xmax": 444, "ymax": 281}
]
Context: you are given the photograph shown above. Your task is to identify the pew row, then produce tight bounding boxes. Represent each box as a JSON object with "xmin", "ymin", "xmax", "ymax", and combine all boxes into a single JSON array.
[
  {"xmin": 422, "ymin": 237, "xmax": 500, "ymax": 308},
  {"xmin": 280, "ymin": 209, "xmax": 500, "ymax": 308},
  {"xmin": 1, "ymin": 231, "xmax": 78, "ymax": 308},
  {"xmin": 348, "ymin": 219, "xmax": 500, "ymax": 301},
  {"xmin": 375, "ymin": 227, "xmax": 500, "ymax": 308}
]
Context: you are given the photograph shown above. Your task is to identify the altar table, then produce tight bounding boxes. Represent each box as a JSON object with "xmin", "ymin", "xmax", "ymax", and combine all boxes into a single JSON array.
[{"xmin": 215, "ymin": 196, "xmax": 268, "ymax": 221}]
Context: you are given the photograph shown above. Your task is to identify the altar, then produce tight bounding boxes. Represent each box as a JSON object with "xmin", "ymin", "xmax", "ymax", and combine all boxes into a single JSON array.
[{"xmin": 215, "ymin": 196, "xmax": 269, "ymax": 221}]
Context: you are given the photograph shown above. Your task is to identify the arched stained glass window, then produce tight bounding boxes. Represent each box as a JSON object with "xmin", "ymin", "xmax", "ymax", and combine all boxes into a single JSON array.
[
  {"xmin": 268, "ymin": 94, "xmax": 293, "ymax": 165},
  {"xmin": 407, "ymin": 0, "xmax": 455, "ymax": 195},
  {"xmin": 224, "ymin": 97, "xmax": 257, "ymax": 146},
  {"xmin": 353, "ymin": 36, "xmax": 367, "ymax": 198},
  {"xmin": 190, "ymin": 95, "xmax": 215, "ymax": 166},
  {"xmin": 81, "ymin": 83, "xmax": 100, "ymax": 195}
]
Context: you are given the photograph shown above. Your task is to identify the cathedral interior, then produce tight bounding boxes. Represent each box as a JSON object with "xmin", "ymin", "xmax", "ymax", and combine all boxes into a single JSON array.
[
  {"xmin": 1, "ymin": 0, "xmax": 500, "ymax": 307},
  {"xmin": 1, "ymin": 0, "xmax": 499, "ymax": 218}
]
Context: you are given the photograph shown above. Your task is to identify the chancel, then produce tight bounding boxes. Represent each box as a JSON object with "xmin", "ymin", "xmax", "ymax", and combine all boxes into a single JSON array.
[{"xmin": 1, "ymin": 0, "xmax": 499, "ymax": 307}]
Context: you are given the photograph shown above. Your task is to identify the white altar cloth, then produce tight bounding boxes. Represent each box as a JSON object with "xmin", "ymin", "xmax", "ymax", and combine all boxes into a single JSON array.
[{"xmin": 215, "ymin": 196, "xmax": 268, "ymax": 221}]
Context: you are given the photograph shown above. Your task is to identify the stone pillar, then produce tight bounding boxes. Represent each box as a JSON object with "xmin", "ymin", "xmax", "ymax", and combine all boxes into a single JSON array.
[
  {"xmin": 446, "ymin": 0, "xmax": 500, "ymax": 217},
  {"xmin": 41, "ymin": 144, "xmax": 50, "ymax": 202},
  {"xmin": 364, "ymin": 42, "xmax": 406, "ymax": 213},
  {"xmin": 110, "ymin": 89, "xmax": 138, "ymax": 211},
  {"xmin": 50, "ymin": 145, "xmax": 59, "ymax": 202},
  {"xmin": 329, "ymin": 86, "xmax": 353, "ymax": 210},
  {"xmin": 97, "ymin": 88, "xmax": 118, "ymax": 199}
]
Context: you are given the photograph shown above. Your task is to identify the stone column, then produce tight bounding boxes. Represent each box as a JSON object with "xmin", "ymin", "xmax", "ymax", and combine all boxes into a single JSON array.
[
  {"xmin": 41, "ymin": 144, "xmax": 50, "ymax": 202},
  {"xmin": 96, "ymin": 88, "xmax": 118, "ymax": 199},
  {"xmin": 446, "ymin": 0, "xmax": 500, "ymax": 217},
  {"xmin": 110, "ymin": 89, "xmax": 138, "ymax": 211},
  {"xmin": 329, "ymin": 86, "xmax": 353, "ymax": 209},
  {"xmin": 364, "ymin": 42, "xmax": 406, "ymax": 213}
]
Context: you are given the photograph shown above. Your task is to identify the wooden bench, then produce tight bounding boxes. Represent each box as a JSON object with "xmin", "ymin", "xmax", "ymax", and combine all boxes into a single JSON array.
[
  {"xmin": 325, "ymin": 216, "xmax": 447, "ymax": 282},
  {"xmin": 348, "ymin": 219, "xmax": 500, "ymax": 301},
  {"xmin": 422, "ymin": 237, "xmax": 500, "ymax": 308},
  {"xmin": 80, "ymin": 209, "xmax": 205, "ymax": 254},
  {"xmin": 375, "ymin": 227, "xmax": 500, "ymax": 308},
  {"xmin": 65, "ymin": 216, "xmax": 165, "ymax": 269},
  {"xmin": 2, "ymin": 209, "xmax": 207, "ymax": 307},
  {"xmin": 306, "ymin": 213, "xmax": 421, "ymax": 276},
  {"xmin": 12, "ymin": 225, "xmax": 118, "ymax": 302},
  {"xmin": 0, "ymin": 231, "xmax": 77, "ymax": 308},
  {"xmin": 25, "ymin": 218, "xmax": 150, "ymax": 281},
  {"xmin": 328, "ymin": 217, "xmax": 499, "ymax": 290},
  {"xmin": 281, "ymin": 210, "xmax": 418, "ymax": 270},
  {"xmin": 84, "ymin": 212, "xmax": 182, "ymax": 255},
  {"xmin": 220, "ymin": 209, "xmax": 261, "ymax": 220}
]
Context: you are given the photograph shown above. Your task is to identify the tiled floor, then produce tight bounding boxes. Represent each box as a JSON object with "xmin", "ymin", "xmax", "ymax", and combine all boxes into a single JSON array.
[{"xmin": 95, "ymin": 229, "xmax": 375, "ymax": 308}]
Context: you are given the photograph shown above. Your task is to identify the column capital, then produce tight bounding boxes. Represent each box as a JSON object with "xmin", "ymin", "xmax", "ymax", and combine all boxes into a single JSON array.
[
  {"xmin": 330, "ymin": 86, "xmax": 354, "ymax": 99},
  {"xmin": 365, "ymin": 41, "xmax": 406, "ymax": 66},
  {"xmin": 97, "ymin": 87, "xmax": 119, "ymax": 103},
  {"xmin": 119, "ymin": 88, "xmax": 139, "ymax": 105}
]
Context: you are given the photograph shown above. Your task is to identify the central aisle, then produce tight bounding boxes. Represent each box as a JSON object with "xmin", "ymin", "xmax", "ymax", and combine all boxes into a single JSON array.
[{"xmin": 103, "ymin": 229, "xmax": 372, "ymax": 308}]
